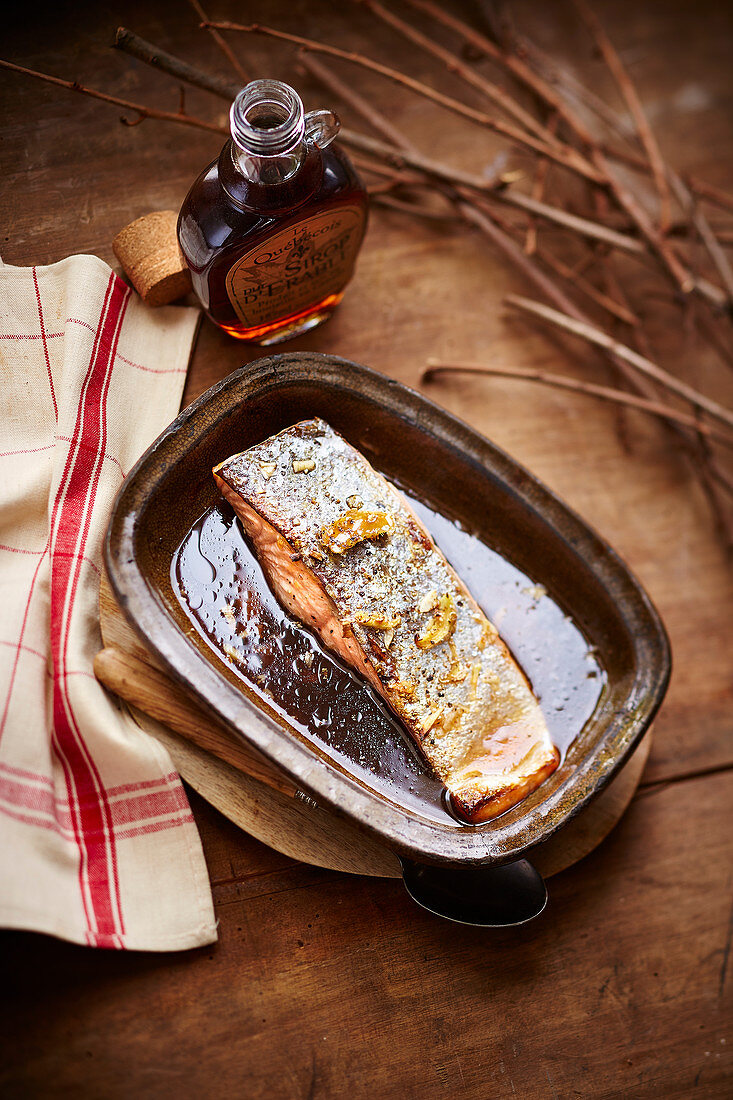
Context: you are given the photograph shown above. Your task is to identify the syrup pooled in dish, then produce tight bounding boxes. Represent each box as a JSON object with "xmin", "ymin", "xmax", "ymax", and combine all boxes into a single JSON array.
[{"xmin": 212, "ymin": 418, "xmax": 562, "ymax": 823}]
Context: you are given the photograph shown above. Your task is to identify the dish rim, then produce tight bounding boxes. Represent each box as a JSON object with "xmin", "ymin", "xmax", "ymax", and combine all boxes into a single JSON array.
[{"xmin": 105, "ymin": 351, "xmax": 671, "ymax": 867}]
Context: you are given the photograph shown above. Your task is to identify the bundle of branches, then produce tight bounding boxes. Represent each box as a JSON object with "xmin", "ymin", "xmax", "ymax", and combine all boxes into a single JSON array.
[{"xmin": 3, "ymin": 0, "xmax": 733, "ymax": 553}]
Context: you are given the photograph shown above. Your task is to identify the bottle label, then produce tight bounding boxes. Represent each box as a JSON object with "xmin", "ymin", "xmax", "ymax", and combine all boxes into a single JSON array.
[{"xmin": 225, "ymin": 204, "xmax": 365, "ymax": 328}]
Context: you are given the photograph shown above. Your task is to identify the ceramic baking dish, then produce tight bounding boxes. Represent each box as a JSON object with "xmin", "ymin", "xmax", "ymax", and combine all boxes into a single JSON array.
[{"xmin": 105, "ymin": 352, "xmax": 670, "ymax": 913}]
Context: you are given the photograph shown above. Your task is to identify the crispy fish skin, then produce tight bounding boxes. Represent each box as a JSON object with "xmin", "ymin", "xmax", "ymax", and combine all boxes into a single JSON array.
[{"xmin": 214, "ymin": 418, "xmax": 559, "ymax": 822}]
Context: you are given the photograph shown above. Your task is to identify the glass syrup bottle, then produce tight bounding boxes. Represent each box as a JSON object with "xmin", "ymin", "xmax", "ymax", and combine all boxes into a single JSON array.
[{"xmin": 178, "ymin": 79, "xmax": 369, "ymax": 344}]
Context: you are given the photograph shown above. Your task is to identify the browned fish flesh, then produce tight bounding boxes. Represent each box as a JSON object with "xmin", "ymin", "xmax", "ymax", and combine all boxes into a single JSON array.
[{"xmin": 213, "ymin": 418, "xmax": 559, "ymax": 822}]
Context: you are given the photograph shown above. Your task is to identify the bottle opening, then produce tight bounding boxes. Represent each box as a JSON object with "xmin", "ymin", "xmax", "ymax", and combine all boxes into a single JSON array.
[
  {"xmin": 248, "ymin": 105, "xmax": 289, "ymax": 130},
  {"xmin": 230, "ymin": 79, "xmax": 305, "ymax": 156}
]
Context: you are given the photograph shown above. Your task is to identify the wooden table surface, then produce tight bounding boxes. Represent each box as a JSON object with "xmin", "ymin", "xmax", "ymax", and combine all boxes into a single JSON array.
[{"xmin": 2, "ymin": 2, "xmax": 731, "ymax": 1097}]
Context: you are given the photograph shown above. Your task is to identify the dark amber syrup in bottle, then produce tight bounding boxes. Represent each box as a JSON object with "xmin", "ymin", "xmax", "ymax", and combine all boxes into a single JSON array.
[{"xmin": 178, "ymin": 80, "xmax": 368, "ymax": 344}]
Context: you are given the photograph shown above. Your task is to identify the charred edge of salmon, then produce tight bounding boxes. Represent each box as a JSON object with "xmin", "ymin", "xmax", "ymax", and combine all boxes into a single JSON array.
[{"xmin": 450, "ymin": 748, "xmax": 561, "ymax": 824}]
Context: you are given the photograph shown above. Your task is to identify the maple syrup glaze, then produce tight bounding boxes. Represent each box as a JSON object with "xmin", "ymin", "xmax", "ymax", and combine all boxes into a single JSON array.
[{"xmin": 172, "ymin": 493, "xmax": 604, "ymax": 825}]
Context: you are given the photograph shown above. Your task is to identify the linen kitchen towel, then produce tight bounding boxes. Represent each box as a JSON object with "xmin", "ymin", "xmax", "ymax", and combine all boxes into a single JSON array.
[{"xmin": 0, "ymin": 254, "xmax": 217, "ymax": 950}]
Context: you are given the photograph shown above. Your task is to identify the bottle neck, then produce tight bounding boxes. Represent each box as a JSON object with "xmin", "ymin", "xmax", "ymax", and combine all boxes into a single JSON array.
[
  {"xmin": 219, "ymin": 140, "xmax": 322, "ymax": 214},
  {"xmin": 221, "ymin": 79, "xmax": 341, "ymax": 207},
  {"xmin": 229, "ymin": 79, "xmax": 306, "ymax": 186},
  {"xmin": 230, "ymin": 136, "xmax": 306, "ymax": 188}
]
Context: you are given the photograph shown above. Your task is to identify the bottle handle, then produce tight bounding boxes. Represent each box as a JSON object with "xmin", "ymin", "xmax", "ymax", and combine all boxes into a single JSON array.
[{"xmin": 304, "ymin": 109, "xmax": 341, "ymax": 150}]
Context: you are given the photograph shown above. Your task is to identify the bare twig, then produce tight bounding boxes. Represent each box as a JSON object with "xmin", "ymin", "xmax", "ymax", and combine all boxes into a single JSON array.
[
  {"xmin": 109, "ymin": 23, "xmax": 727, "ymax": 299},
  {"xmin": 110, "ymin": 28, "xmax": 507, "ymax": 197},
  {"xmin": 110, "ymin": 27, "xmax": 515, "ymax": 202},
  {"xmin": 337, "ymin": 128, "xmax": 490, "ymax": 189},
  {"xmin": 589, "ymin": 188, "xmax": 635, "ymax": 446},
  {"xmin": 422, "ymin": 361, "xmax": 733, "ymax": 446},
  {"xmin": 341, "ymin": 127, "xmax": 647, "ymax": 252},
  {"xmin": 602, "ymin": 249, "xmax": 733, "ymax": 542},
  {"xmin": 533, "ymin": 247, "xmax": 639, "ymax": 325},
  {"xmin": 692, "ymin": 431, "xmax": 733, "ymax": 554},
  {"xmin": 514, "ymin": 34, "xmax": 638, "ymax": 148},
  {"xmin": 687, "ymin": 176, "xmax": 733, "ymax": 215},
  {"xmin": 204, "ymin": 20, "xmax": 607, "ymax": 183},
  {"xmin": 458, "ymin": 201, "xmax": 602, "ymax": 320},
  {"xmin": 694, "ymin": 275, "xmax": 730, "ymax": 310},
  {"xmin": 703, "ymin": 230, "xmax": 733, "ymax": 246},
  {"xmin": 300, "ymin": 42, "xmax": 461, "ymax": 225},
  {"xmin": 599, "ymin": 140, "xmax": 662, "ymax": 175},
  {"xmin": 187, "ymin": 0, "xmax": 248, "ymax": 85},
  {"xmin": 297, "ymin": 52, "xmax": 408, "ymax": 150},
  {"xmin": 456, "ymin": 197, "xmax": 657, "ymax": 408},
  {"xmin": 668, "ymin": 172, "xmax": 733, "ymax": 303},
  {"xmin": 596, "ymin": 157, "xmax": 693, "ymax": 293},
  {"xmin": 372, "ymin": 194, "xmax": 458, "ymax": 222},
  {"xmin": 518, "ymin": 26, "xmax": 721, "ymax": 264},
  {"xmin": 365, "ymin": 177, "xmax": 401, "ymax": 195},
  {"xmin": 604, "ymin": 220, "xmax": 733, "ymax": 245},
  {"xmin": 0, "ymin": 57, "xmax": 226, "ymax": 134},
  {"xmin": 403, "ymin": 0, "xmax": 589, "ymax": 132},
  {"xmin": 357, "ymin": 0, "xmax": 554, "ymax": 142},
  {"xmin": 504, "ymin": 294, "xmax": 733, "ymax": 430},
  {"xmin": 400, "ymin": 0, "xmax": 697, "ymax": 297},
  {"xmin": 571, "ymin": 0, "xmax": 672, "ymax": 231},
  {"xmin": 695, "ymin": 306, "xmax": 733, "ymax": 371},
  {"xmin": 707, "ymin": 457, "xmax": 733, "ymax": 496},
  {"xmin": 349, "ymin": 155, "xmax": 423, "ymax": 185},
  {"xmin": 486, "ymin": 188, "xmax": 645, "ymax": 254},
  {"xmin": 113, "ymin": 27, "xmax": 240, "ymax": 100},
  {"xmin": 454, "ymin": 197, "xmax": 666, "ymax": 444},
  {"xmin": 525, "ymin": 114, "xmax": 557, "ymax": 255},
  {"xmin": 515, "ymin": 69, "xmax": 733, "ymax": 302}
]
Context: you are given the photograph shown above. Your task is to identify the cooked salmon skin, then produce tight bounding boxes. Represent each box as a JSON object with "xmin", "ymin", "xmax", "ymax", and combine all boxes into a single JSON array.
[{"xmin": 213, "ymin": 418, "xmax": 559, "ymax": 822}]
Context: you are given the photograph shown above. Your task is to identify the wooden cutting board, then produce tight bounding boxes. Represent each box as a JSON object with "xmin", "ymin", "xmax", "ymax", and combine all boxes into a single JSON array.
[{"xmin": 96, "ymin": 572, "xmax": 651, "ymax": 879}]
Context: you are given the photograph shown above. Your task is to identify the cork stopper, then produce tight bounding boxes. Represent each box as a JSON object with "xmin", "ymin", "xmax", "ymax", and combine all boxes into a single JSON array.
[{"xmin": 112, "ymin": 210, "xmax": 192, "ymax": 307}]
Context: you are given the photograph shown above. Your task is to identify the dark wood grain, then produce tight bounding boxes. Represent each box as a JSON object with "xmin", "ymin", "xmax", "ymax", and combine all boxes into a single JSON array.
[
  {"xmin": 1, "ymin": 0, "xmax": 732, "ymax": 1096},
  {"xmin": 1, "ymin": 773, "xmax": 731, "ymax": 1098}
]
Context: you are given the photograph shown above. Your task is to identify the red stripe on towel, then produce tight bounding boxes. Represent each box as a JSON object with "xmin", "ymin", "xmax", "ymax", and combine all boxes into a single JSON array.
[{"xmin": 49, "ymin": 274, "xmax": 129, "ymax": 947}]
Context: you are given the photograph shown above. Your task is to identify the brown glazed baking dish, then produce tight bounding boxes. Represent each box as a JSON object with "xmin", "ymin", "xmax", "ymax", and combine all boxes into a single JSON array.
[{"xmin": 105, "ymin": 353, "xmax": 670, "ymax": 925}]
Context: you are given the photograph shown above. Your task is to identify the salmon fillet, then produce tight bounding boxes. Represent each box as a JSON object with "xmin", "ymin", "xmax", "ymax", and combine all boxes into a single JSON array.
[{"xmin": 213, "ymin": 418, "xmax": 559, "ymax": 822}]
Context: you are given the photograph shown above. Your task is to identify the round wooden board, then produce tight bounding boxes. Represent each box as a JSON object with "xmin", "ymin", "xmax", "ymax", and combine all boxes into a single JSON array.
[{"xmin": 100, "ymin": 576, "xmax": 651, "ymax": 880}]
